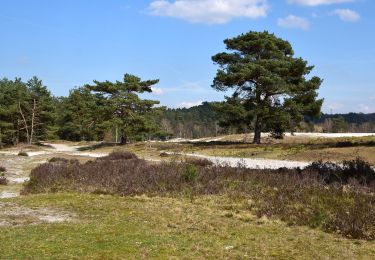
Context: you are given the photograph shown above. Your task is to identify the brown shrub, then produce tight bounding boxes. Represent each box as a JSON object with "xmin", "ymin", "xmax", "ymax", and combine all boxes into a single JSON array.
[
  {"xmin": 98, "ymin": 151, "xmax": 138, "ymax": 161},
  {"xmin": 184, "ymin": 157, "xmax": 213, "ymax": 167},
  {"xmin": 18, "ymin": 151, "xmax": 28, "ymax": 157},
  {"xmin": 22, "ymin": 154, "xmax": 375, "ymax": 240},
  {"xmin": 0, "ymin": 176, "xmax": 8, "ymax": 185}
]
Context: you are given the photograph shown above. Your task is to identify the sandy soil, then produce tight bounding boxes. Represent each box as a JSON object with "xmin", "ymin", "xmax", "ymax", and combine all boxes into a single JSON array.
[
  {"xmin": 0, "ymin": 202, "xmax": 74, "ymax": 226},
  {"xmin": 169, "ymin": 152, "xmax": 310, "ymax": 169},
  {"xmin": 0, "ymin": 143, "xmax": 109, "ymax": 199},
  {"xmin": 167, "ymin": 133, "xmax": 375, "ymax": 143}
]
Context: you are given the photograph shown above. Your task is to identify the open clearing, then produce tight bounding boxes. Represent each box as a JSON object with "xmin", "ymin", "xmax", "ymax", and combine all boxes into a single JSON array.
[
  {"xmin": 1, "ymin": 134, "xmax": 375, "ymax": 258},
  {"xmin": 1, "ymin": 134, "xmax": 374, "ymax": 199},
  {"xmin": 1, "ymin": 193, "xmax": 375, "ymax": 259}
]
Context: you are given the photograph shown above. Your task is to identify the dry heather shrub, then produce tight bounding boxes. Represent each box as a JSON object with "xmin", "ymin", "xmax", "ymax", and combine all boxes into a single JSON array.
[
  {"xmin": 22, "ymin": 154, "xmax": 375, "ymax": 240},
  {"xmin": 18, "ymin": 151, "xmax": 28, "ymax": 157},
  {"xmin": 184, "ymin": 157, "xmax": 213, "ymax": 167},
  {"xmin": 98, "ymin": 151, "xmax": 138, "ymax": 161},
  {"xmin": 49, "ymin": 157, "xmax": 69, "ymax": 163},
  {"xmin": 0, "ymin": 176, "xmax": 7, "ymax": 185}
]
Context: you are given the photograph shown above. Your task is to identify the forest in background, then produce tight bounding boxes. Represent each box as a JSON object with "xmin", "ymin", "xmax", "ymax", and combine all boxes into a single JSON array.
[{"xmin": 1, "ymin": 76, "xmax": 374, "ymax": 147}]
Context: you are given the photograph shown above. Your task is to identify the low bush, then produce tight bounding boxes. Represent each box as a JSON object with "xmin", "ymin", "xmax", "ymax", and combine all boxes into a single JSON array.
[
  {"xmin": 306, "ymin": 158, "xmax": 375, "ymax": 185},
  {"xmin": 184, "ymin": 157, "xmax": 213, "ymax": 167},
  {"xmin": 0, "ymin": 166, "xmax": 6, "ymax": 172},
  {"xmin": 182, "ymin": 164, "xmax": 199, "ymax": 182},
  {"xmin": 97, "ymin": 151, "xmax": 138, "ymax": 161},
  {"xmin": 18, "ymin": 151, "xmax": 29, "ymax": 157},
  {"xmin": 49, "ymin": 157, "xmax": 69, "ymax": 163},
  {"xmin": 159, "ymin": 152, "xmax": 169, "ymax": 157},
  {"xmin": 22, "ymin": 153, "xmax": 375, "ymax": 240},
  {"xmin": 0, "ymin": 175, "xmax": 7, "ymax": 185}
]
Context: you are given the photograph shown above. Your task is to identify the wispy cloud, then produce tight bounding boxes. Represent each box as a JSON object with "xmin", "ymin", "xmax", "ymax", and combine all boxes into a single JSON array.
[
  {"xmin": 176, "ymin": 100, "xmax": 203, "ymax": 108},
  {"xmin": 358, "ymin": 103, "xmax": 374, "ymax": 113},
  {"xmin": 148, "ymin": 0, "xmax": 269, "ymax": 24},
  {"xmin": 332, "ymin": 9, "xmax": 360, "ymax": 22},
  {"xmin": 288, "ymin": 0, "xmax": 355, "ymax": 6},
  {"xmin": 151, "ymin": 87, "xmax": 164, "ymax": 96},
  {"xmin": 323, "ymin": 102, "xmax": 344, "ymax": 113},
  {"xmin": 277, "ymin": 15, "xmax": 310, "ymax": 30}
]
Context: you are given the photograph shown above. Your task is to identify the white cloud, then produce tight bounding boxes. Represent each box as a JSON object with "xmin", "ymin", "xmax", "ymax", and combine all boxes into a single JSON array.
[
  {"xmin": 332, "ymin": 9, "xmax": 360, "ymax": 22},
  {"xmin": 277, "ymin": 15, "xmax": 310, "ymax": 30},
  {"xmin": 148, "ymin": 0, "xmax": 269, "ymax": 24},
  {"xmin": 177, "ymin": 100, "xmax": 203, "ymax": 108},
  {"xmin": 358, "ymin": 104, "xmax": 374, "ymax": 113},
  {"xmin": 151, "ymin": 87, "xmax": 164, "ymax": 95},
  {"xmin": 288, "ymin": 0, "xmax": 355, "ymax": 6},
  {"xmin": 323, "ymin": 102, "xmax": 344, "ymax": 113}
]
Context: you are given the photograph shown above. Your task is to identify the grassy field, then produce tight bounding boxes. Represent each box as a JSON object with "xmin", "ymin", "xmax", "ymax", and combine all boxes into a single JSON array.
[
  {"xmin": 1, "ymin": 193, "xmax": 375, "ymax": 259},
  {"xmin": 1, "ymin": 136, "xmax": 375, "ymax": 259},
  {"xmin": 121, "ymin": 135, "xmax": 375, "ymax": 165}
]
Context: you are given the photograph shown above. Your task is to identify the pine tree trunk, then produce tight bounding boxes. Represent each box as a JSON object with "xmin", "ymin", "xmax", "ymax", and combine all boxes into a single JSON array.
[
  {"xmin": 19, "ymin": 102, "xmax": 30, "ymax": 144},
  {"xmin": 120, "ymin": 135, "xmax": 127, "ymax": 145},
  {"xmin": 29, "ymin": 98, "xmax": 36, "ymax": 145},
  {"xmin": 253, "ymin": 117, "xmax": 262, "ymax": 144},
  {"xmin": 0, "ymin": 128, "xmax": 2, "ymax": 148}
]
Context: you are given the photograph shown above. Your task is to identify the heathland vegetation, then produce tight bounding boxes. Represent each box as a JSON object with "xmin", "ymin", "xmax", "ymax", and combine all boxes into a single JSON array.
[
  {"xmin": 1, "ymin": 32, "xmax": 373, "ymax": 147},
  {"xmin": 1, "ymin": 31, "xmax": 375, "ymax": 259}
]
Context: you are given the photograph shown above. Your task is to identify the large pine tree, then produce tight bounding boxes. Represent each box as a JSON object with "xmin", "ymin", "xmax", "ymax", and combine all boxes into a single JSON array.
[
  {"xmin": 86, "ymin": 74, "xmax": 160, "ymax": 144},
  {"xmin": 212, "ymin": 31, "xmax": 323, "ymax": 144}
]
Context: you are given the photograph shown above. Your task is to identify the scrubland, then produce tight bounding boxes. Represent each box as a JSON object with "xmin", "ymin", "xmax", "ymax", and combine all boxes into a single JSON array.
[{"xmin": 1, "ymin": 135, "xmax": 375, "ymax": 259}]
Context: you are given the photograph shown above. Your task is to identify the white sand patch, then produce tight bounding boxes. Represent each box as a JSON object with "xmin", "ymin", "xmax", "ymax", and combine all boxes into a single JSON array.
[
  {"xmin": 43, "ymin": 143, "xmax": 108, "ymax": 158},
  {"xmin": 38, "ymin": 215, "xmax": 70, "ymax": 223},
  {"xmin": 45, "ymin": 143, "xmax": 79, "ymax": 152},
  {"xmin": 0, "ymin": 191, "xmax": 18, "ymax": 199},
  {"xmin": 168, "ymin": 152, "xmax": 310, "ymax": 169},
  {"xmin": 0, "ymin": 202, "xmax": 74, "ymax": 226},
  {"xmin": 167, "ymin": 133, "xmax": 375, "ymax": 143},
  {"xmin": 68, "ymin": 152, "xmax": 108, "ymax": 158},
  {"xmin": 285, "ymin": 133, "xmax": 375, "ymax": 138},
  {"xmin": 7, "ymin": 177, "xmax": 30, "ymax": 184}
]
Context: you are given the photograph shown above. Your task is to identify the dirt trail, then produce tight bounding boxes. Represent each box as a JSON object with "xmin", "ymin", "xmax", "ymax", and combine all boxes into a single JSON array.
[
  {"xmin": 43, "ymin": 143, "xmax": 109, "ymax": 158},
  {"xmin": 0, "ymin": 143, "xmax": 98, "ymax": 225},
  {"xmin": 0, "ymin": 142, "xmax": 314, "ymax": 200},
  {"xmin": 0, "ymin": 143, "xmax": 109, "ymax": 199},
  {"xmin": 169, "ymin": 152, "xmax": 310, "ymax": 169}
]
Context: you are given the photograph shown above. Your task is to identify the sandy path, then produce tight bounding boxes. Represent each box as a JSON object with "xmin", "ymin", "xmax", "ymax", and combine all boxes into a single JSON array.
[
  {"xmin": 0, "ymin": 155, "xmax": 45, "ymax": 198},
  {"xmin": 170, "ymin": 152, "xmax": 310, "ymax": 169},
  {"xmin": 167, "ymin": 132, "xmax": 375, "ymax": 143},
  {"xmin": 43, "ymin": 143, "xmax": 109, "ymax": 158},
  {"xmin": 0, "ymin": 143, "xmax": 109, "ymax": 199}
]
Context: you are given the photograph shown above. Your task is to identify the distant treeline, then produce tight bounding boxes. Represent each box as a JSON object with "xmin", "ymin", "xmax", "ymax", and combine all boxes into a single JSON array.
[
  {"xmin": 1, "ymin": 76, "xmax": 374, "ymax": 146},
  {"xmin": 158, "ymin": 105, "xmax": 375, "ymax": 139},
  {"xmin": 316, "ymin": 113, "xmax": 375, "ymax": 124}
]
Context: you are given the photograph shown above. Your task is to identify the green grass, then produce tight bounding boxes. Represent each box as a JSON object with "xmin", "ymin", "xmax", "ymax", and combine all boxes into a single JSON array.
[{"xmin": 1, "ymin": 193, "xmax": 375, "ymax": 259}]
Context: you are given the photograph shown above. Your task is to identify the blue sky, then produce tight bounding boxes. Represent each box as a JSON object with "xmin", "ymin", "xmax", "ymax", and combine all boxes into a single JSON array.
[{"xmin": 1, "ymin": 0, "xmax": 374, "ymax": 113}]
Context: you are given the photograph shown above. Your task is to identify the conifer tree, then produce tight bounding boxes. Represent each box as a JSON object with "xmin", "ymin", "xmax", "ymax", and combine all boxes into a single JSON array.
[
  {"xmin": 212, "ymin": 31, "xmax": 323, "ymax": 143},
  {"xmin": 86, "ymin": 74, "xmax": 160, "ymax": 144}
]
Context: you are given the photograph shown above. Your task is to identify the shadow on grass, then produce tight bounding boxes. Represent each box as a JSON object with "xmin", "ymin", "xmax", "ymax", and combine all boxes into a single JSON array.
[
  {"xmin": 77, "ymin": 142, "xmax": 120, "ymax": 151},
  {"xmin": 305, "ymin": 140, "xmax": 375, "ymax": 149},
  {"xmin": 35, "ymin": 142, "xmax": 54, "ymax": 148},
  {"xmin": 181, "ymin": 141, "xmax": 248, "ymax": 147}
]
